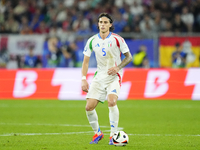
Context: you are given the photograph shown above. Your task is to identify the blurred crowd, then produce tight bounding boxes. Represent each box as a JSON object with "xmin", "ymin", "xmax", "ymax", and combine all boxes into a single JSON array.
[
  {"xmin": 0, "ymin": 0, "xmax": 200, "ymax": 36},
  {"xmin": 0, "ymin": 0, "xmax": 200, "ymax": 69}
]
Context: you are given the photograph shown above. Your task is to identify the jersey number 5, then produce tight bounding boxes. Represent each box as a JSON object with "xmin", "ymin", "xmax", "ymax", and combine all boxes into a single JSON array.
[{"xmin": 102, "ymin": 48, "xmax": 106, "ymax": 56}]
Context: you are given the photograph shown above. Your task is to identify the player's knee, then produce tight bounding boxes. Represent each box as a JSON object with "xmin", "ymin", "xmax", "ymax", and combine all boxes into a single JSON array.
[
  {"xmin": 108, "ymin": 99, "xmax": 116, "ymax": 107},
  {"xmin": 85, "ymin": 98, "xmax": 98, "ymax": 111},
  {"xmin": 85, "ymin": 105, "xmax": 90, "ymax": 111},
  {"xmin": 85, "ymin": 105, "xmax": 94, "ymax": 111},
  {"xmin": 108, "ymin": 94, "xmax": 118, "ymax": 107}
]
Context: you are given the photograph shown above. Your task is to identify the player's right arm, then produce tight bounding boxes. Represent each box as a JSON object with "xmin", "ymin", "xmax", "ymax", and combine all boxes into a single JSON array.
[
  {"xmin": 81, "ymin": 55, "xmax": 90, "ymax": 93},
  {"xmin": 81, "ymin": 36, "xmax": 94, "ymax": 93}
]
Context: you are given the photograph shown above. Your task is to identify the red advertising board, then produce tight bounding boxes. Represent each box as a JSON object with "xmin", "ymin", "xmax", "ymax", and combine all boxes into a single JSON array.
[{"xmin": 0, "ymin": 68, "xmax": 199, "ymax": 100}]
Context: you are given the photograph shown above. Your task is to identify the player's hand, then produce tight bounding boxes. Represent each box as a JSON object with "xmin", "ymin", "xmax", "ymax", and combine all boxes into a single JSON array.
[
  {"xmin": 108, "ymin": 66, "xmax": 120, "ymax": 76},
  {"xmin": 81, "ymin": 80, "xmax": 89, "ymax": 93}
]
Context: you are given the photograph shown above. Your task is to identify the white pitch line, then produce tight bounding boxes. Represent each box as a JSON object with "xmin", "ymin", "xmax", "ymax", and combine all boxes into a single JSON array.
[
  {"xmin": 0, "ymin": 132, "xmax": 199, "ymax": 137},
  {"xmin": 128, "ymin": 133, "xmax": 200, "ymax": 137},
  {"xmin": 0, "ymin": 123, "xmax": 111, "ymax": 128},
  {"xmin": 0, "ymin": 131, "xmax": 95, "ymax": 137},
  {"xmin": 1, "ymin": 123, "xmax": 199, "ymax": 137},
  {"xmin": 0, "ymin": 123, "xmax": 123, "ymax": 136}
]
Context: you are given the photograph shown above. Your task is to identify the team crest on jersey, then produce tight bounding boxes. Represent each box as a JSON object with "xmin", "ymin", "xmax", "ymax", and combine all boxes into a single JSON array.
[{"xmin": 108, "ymin": 41, "xmax": 112, "ymax": 47}]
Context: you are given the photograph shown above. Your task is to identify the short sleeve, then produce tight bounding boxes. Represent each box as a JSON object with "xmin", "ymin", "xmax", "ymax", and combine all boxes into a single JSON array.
[
  {"xmin": 83, "ymin": 38, "xmax": 92, "ymax": 57},
  {"xmin": 119, "ymin": 38, "xmax": 130, "ymax": 54}
]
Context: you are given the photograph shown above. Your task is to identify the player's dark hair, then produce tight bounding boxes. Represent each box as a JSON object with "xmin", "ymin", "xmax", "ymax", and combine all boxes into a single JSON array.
[{"xmin": 98, "ymin": 13, "xmax": 114, "ymax": 32}]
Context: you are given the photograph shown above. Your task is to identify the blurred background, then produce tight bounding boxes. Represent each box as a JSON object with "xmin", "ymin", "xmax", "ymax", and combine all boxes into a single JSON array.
[
  {"xmin": 0, "ymin": 0, "xmax": 200, "ymax": 70},
  {"xmin": 0, "ymin": 2, "xmax": 200, "ymax": 149}
]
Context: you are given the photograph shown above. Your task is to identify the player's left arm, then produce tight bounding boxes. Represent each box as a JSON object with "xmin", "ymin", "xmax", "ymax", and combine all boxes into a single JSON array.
[{"xmin": 108, "ymin": 51, "xmax": 132, "ymax": 76}]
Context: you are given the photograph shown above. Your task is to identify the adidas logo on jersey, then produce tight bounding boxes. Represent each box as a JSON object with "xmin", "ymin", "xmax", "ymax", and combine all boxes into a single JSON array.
[
  {"xmin": 111, "ymin": 89, "xmax": 117, "ymax": 93},
  {"xmin": 95, "ymin": 43, "xmax": 100, "ymax": 47}
]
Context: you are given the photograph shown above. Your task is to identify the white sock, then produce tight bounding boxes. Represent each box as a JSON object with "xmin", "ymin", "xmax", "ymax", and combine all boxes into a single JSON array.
[
  {"xmin": 109, "ymin": 105, "xmax": 119, "ymax": 137},
  {"xmin": 86, "ymin": 109, "xmax": 101, "ymax": 135}
]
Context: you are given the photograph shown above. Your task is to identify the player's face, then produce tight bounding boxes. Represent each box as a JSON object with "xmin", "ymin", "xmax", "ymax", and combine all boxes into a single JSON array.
[{"xmin": 98, "ymin": 17, "xmax": 112, "ymax": 33}]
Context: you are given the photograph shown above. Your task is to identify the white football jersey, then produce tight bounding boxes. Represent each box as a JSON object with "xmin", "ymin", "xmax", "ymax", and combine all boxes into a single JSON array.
[{"xmin": 83, "ymin": 32, "xmax": 130, "ymax": 78}]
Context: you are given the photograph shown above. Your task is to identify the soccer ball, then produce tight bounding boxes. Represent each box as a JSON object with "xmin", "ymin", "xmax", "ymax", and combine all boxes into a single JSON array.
[{"xmin": 112, "ymin": 131, "xmax": 129, "ymax": 146}]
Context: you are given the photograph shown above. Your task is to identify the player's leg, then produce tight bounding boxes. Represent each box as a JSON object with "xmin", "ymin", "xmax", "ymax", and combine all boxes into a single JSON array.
[
  {"xmin": 85, "ymin": 98, "xmax": 99, "ymax": 134},
  {"xmin": 107, "ymin": 77, "xmax": 120, "ymax": 145},
  {"xmin": 108, "ymin": 94, "xmax": 119, "ymax": 145},
  {"xmin": 85, "ymin": 77, "xmax": 106, "ymax": 144},
  {"xmin": 85, "ymin": 98, "xmax": 104, "ymax": 144}
]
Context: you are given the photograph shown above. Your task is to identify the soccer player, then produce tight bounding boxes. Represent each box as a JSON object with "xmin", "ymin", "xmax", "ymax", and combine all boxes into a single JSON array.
[{"xmin": 81, "ymin": 13, "xmax": 132, "ymax": 145}]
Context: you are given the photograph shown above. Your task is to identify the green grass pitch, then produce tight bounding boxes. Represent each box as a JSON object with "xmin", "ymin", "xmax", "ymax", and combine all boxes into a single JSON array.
[{"xmin": 0, "ymin": 100, "xmax": 200, "ymax": 150}]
